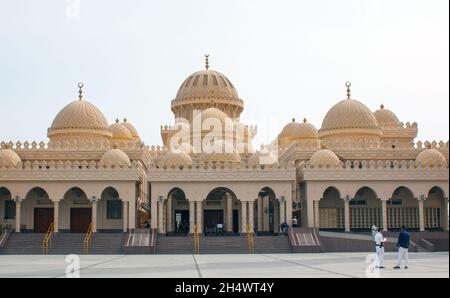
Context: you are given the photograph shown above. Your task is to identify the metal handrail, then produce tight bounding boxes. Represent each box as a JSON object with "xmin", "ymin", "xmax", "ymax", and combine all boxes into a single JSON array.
[
  {"xmin": 42, "ymin": 222, "xmax": 55, "ymax": 254},
  {"xmin": 83, "ymin": 223, "xmax": 93, "ymax": 255},
  {"xmin": 193, "ymin": 225, "xmax": 200, "ymax": 254},
  {"xmin": 247, "ymin": 224, "xmax": 254, "ymax": 254}
]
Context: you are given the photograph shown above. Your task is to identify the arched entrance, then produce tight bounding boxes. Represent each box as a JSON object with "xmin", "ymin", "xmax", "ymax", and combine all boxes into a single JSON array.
[
  {"xmin": 319, "ymin": 187, "xmax": 344, "ymax": 231},
  {"xmin": 351, "ymin": 187, "xmax": 382, "ymax": 231},
  {"xmin": 204, "ymin": 188, "xmax": 238, "ymax": 235},
  {"xmin": 0, "ymin": 187, "xmax": 13, "ymax": 230},
  {"xmin": 167, "ymin": 188, "xmax": 189, "ymax": 235},
  {"xmin": 23, "ymin": 187, "xmax": 52, "ymax": 233},
  {"xmin": 425, "ymin": 187, "xmax": 445, "ymax": 230},
  {"xmin": 60, "ymin": 187, "xmax": 91, "ymax": 233},
  {"xmin": 388, "ymin": 187, "xmax": 418, "ymax": 230},
  {"xmin": 99, "ymin": 187, "xmax": 123, "ymax": 232},
  {"xmin": 257, "ymin": 187, "xmax": 279, "ymax": 234}
]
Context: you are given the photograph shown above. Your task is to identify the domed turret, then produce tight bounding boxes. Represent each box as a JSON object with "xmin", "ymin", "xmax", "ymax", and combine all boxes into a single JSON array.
[
  {"xmin": 100, "ymin": 148, "xmax": 131, "ymax": 167},
  {"xmin": 309, "ymin": 148, "xmax": 341, "ymax": 168},
  {"xmin": 415, "ymin": 148, "xmax": 447, "ymax": 168},
  {"xmin": 0, "ymin": 145, "xmax": 22, "ymax": 168},
  {"xmin": 374, "ymin": 104, "xmax": 400, "ymax": 128},
  {"xmin": 160, "ymin": 150, "xmax": 193, "ymax": 168}
]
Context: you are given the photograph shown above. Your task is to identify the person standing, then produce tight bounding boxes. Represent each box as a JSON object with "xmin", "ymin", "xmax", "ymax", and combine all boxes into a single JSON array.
[
  {"xmin": 292, "ymin": 216, "xmax": 298, "ymax": 228},
  {"xmin": 394, "ymin": 226, "xmax": 410, "ymax": 269},
  {"xmin": 372, "ymin": 225, "xmax": 387, "ymax": 269}
]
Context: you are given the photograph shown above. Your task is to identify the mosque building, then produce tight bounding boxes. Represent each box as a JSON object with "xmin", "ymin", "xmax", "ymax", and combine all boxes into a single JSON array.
[{"xmin": 0, "ymin": 56, "xmax": 448, "ymax": 253}]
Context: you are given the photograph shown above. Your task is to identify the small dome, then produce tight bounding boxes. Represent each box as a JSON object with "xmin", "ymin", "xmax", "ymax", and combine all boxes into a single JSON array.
[
  {"xmin": 0, "ymin": 147, "xmax": 22, "ymax": 168},
  {"xmin": 122, "ymin": 118, "xmax": 140, "ymax": 140},
  {"xmin": 201, "ymin": 140, "xmax": 241, "ymax": 163},
  {"xmin": 109, "ymin": 119, "xmax": 133, "ymax": 140},
  {"xmin": 415, "ymin": 148, "xmax": 447, "ymax": 168},
  {"xmin": 249, "ymin": 151, "xmax": 278, "ymax": 166},
  {"xmin": 319, "ymin": 99, "xmax": 381, "ymax": 137},
  {"xmin": 374, "ymin": 104, "xmax": 400, "ymax": 127},
  {"xmin": 160, "ymin": 150, "xmax": 193, "ymax": 168},
  {"xmin": 50, "ymin": 100, "xmax": 109, "ymax": 131},
  {"xmin": 201, "ymin": 107, "xmax": 231, "ymax": 125},
  {"xmin": 175, "ymin": 69, "xmax": 239, "ymax": 102},
  {"xmin": 309, "ymin": 149, "xmax": 341, "ymax": 168},
  {"xmin": 280, "ymin": 118, "xmax": 318, "ymax": 140},
  {"xmin": 100, "ymin": 148, "xmax": 131, "ymax": 167}
]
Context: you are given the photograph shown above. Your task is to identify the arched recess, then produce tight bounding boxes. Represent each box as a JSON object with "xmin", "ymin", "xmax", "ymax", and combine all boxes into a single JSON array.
[
  {"xmin": 60, "ymin": 187, "xmax": 91, "ymax": 233},
  {"xmin": 0, "ymin": 187, "xmax": 13, "ymax": 230},
  {"xmin": 23, "ymin": 187, "xmax": 52, "ymax": 233},
  {"xmin": 256, "ymin": 187, "xmax": 280, "ymax": 234},
  {"xmin": 425, "ymin": 186, "xmax": 446, "ymax": 230},
  {"xmin": 351, "ymin": 187, "xmax": 382, "ymax": 231},
  {"xmin": 98, "ymin": 187, "xmax": 123, "ymax": 232},
  {"xmin": 319, "ymin": 187, "xmax": 344, "ymax": 231},
  {"xmin": 167, "ymin": 188, "xmax": 189, "ymax": 235},
  {"xmin": 204, "ymin": 187, "xmax": 239, "ymax": 235},
  {"xmin": 388, "ymin": 186, "xmax": 418, "ymax": 230}
]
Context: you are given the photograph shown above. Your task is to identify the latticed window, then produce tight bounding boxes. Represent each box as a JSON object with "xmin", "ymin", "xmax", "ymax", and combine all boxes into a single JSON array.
[
  {"xmin": 192, "ymin": 75, "xmax": 200, "ymax": 86},
  {"xmin": 203, "ymin": 75, "xmax": 208, "ymax": 85},
  {"xmin": 212, "ymin": 75, "xmax": 218, "ymax": 86}
]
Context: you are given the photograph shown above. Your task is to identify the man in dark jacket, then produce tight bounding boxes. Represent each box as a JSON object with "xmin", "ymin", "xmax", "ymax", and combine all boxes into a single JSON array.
[{"xmin": 394, "ymin": 226, "xmax": 410, "ymax": 269}]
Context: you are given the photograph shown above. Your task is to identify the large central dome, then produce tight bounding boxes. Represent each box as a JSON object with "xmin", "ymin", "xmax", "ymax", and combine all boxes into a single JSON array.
[{"xmin": 171, "ymin": 56, "xmax": 244, "ymax": 122}]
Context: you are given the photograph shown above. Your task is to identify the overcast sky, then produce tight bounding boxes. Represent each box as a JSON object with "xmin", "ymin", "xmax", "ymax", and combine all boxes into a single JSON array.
[{"xmin": 0, "ymin": 0, "xmax": 448, "ymax": 147}]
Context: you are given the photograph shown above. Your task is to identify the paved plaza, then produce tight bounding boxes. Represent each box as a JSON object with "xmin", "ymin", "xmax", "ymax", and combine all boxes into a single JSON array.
[{"xmin": 0, "ymin": 252, "xmax": 448, "ymax": 278}]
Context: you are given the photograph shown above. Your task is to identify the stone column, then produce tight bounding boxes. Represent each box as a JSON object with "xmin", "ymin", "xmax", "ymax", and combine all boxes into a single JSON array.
[
  {"xmin": 381, "ymin": 199, "xmax": 388, "ymax": 232},
  {"xmin": 196, "ymin": 201, "xmax": 203, "ymax": 234},
  {"xmin": 240, "ymin": 201, "xmax": 248, "ymax": 234},
  {"xmin": 150, "ymin": 195, "xmax": 158, "ymax": 232},
  {"xmin": 53, "ymin": 200, "xmax": 59, "ymax": 233},
  {"xmin": 263, "ymin": 196, "xmax": 270, "ymax": 231},
  {"xmin": 279, "ymin": 199, "xmax": 286, "ymax": 226},
  {"xmin": 443, "ymin": 197, "xmax": 449, "ymax": 231},
  {"xmin": 189, "ymin": 201, "xmax": 196, "ymax": 234},
  {"xmin": 343, "ymin": 197, "xmax": 350, "ymax": 232},
  {"xmin": 226, "ymin": 193, "xmax": 233, "ymax": 232},
  {"xmin": 167, "ymin": 195, "xmax": 173, "ymax": 233},
  {"xmin": 418, "ymin": 197, "xmax": 425, "ymax": 232},
  {"xmin": 248, "ymin": 201, "xmax": 254, "ymax": 233},
  {"xmin": 257, "ymin": 196, "xmax": 263, "ymax": 232},
  {"xmin": 158, "ymin": 199, "xmax": 165, "ymax": 234},
  {"xmin": 313, "ymin": 200, "xmax": 320, "ymax": 229},
  {"xmin": 91, "ymin": 199, "xmax": 98, "ymax": 233},
  {"xmin": 15, "ymin": 199, "xmax": 22, "ymax": 233},
  {"xmin": 286, "ymin": 196, "xmax": 293, "ymax": 227},
  {"xmin": 123, "ymin": 201, "xmax": 128, "ymax": 232}
]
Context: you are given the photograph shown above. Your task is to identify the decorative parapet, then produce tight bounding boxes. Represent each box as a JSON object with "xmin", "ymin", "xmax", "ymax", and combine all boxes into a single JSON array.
[{"xmin": 297, "ymin": 159, "xmax": 449, "ymax": 181}]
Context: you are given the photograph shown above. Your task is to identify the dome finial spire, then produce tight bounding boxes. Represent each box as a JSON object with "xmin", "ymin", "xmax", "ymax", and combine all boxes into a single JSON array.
[
  {"xmin": 345, "ymin": 81, "xmax": 351, "ymax": 99},
  {"xmin": 205, "ymin": 54, "xmax": 210, "ymax": 70},
  {"xmin": 78, "ymin": 82, "xmax": 84, "ymax": 100},
  {"xmin": 380, "ymin": 104, "xmax": 385, "ymax": 109}
]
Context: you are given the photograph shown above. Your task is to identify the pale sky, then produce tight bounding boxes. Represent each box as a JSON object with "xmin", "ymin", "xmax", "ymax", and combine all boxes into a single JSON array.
[{"xmin": 0, "ymin": 0, "xmax": 448, "ymax": 146}]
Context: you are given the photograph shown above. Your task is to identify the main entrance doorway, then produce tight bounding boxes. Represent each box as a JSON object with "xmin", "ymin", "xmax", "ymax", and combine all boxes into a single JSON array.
[
  {"xmin": 70, "ymin": 208, "xmax": 92, "ymax": 233},
  {"xmin": 174, "ymin": 210, "xmax": 189, "ymax": 234},
  {"xmin": 34, "ymin": 208, "xmax": 54, "ymax": 233},
  {"xmin": 204, "ymin": 210, "xmax": 224, "ymax": 235}
]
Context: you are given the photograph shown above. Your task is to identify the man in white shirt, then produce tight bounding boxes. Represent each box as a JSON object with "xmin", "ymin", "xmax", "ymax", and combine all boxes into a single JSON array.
[{"xmin": 372, "ymin": 225, "xmax": 387, "ymax": 269}]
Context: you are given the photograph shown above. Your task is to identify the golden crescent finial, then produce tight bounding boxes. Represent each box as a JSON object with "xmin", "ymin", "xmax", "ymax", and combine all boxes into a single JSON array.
[
  {"xmin": 345, "ymin": 81, "xmax": 351, "ymax": 99},
  {"xmin": 78, "ymin": 82, "xmax": 84, "ymax": 100},
  {"xmin": 205, "ymin": 54, "xmax": 210, "ymax": 70}
]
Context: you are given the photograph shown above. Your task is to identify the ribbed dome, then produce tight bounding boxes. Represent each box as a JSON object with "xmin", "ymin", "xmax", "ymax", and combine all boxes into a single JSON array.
[
  {"xmin": 160, "ymin": 150, "xmax": 193, "ymax": 168},
  {"xmin": 201, "ymin": 107, "xmax": 231, "ymax": 125},
  {"xmin": 280, "ymin": 118, "xmax": 318, "ymax": 140},
  {"xmin": 122, "ymin": 118, "xmax": 140, "ymax": 140},
  {"xmin": 374, "ymin": 105, "xmax": 400, "ymax": 127},
  {"xmin": 309, "ymin": 149, "xmax": 341, "ymax": 168},
  {"xmin": 100, "ymin": 149, "xmax": 131, "ymax": 167},
  {"xmin": 319, "ymin": 99, "xmax": 381, "ymax": 137},
  {"xmin": 0, "ymin": 148, "xmax": 22, "ymax": 168},
  {"xmin": 109, "ymin": 119, "xmax": 133, "ymax": 140},
  {"xmin": 175, "ymin": 69, "xmax": 239, "ymax": 102},
  {"xmin": 50, "ymin": 100, "xmax": 109, "ymax": 130},
  {"xmin": 201, "ymin": 140, "xmax": 241, "ymax": 163},
  {"xmin": 415, "ymin": 149, "xmax": 447, "ymax": 168}
]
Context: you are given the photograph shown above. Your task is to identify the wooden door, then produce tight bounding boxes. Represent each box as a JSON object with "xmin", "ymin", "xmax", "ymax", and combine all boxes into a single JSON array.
[
  {"xmin": 204, "ymin": 210, "xmax": 224, "ymax": 230},
  {"xmin": 70, "ymin": 208, "xmax": 92, "ymax": 233},
  {"xmin": 34, "ymin": 208, "xmax": 54, "ymax": 233}
]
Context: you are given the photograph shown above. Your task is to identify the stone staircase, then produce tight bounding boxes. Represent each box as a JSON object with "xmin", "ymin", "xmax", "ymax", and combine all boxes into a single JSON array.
[
  {"xmin": 156, "ymin": 236, "xmax": 195, "ymax": 254},
  {"xmin": 0, "ymin": 233, "xmax": 125, "ymax": 255},
  {"xmin": 254, "ymin": 236, "xmax": 292, "ymax": 254},
  {"xmin": 1, "ymin": 233, "xmax": 46, "ymax": 254}
]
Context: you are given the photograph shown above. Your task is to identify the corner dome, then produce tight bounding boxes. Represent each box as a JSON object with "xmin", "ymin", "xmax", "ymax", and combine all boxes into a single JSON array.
[
  {"xmin": 122, "ymin": 118, "xmax": 140, "ymax": 140},
  {"xmin": 200, "ymin": 140, "xmax": 241, "ymax": 163},
  {"xmin": 309, "ymin": 149, "xmax": 341, "ymax": 168},
  {"xmin": 249, "ymin": 151, "xmax": 278, "ymax": 166},
  {"xmin": 100, "ymin": 148, "xmax": 131, "ymax": 167},
  {"xmin": 0, "ymin": 147, "xmax": 22, "ymax": 168},
  {"xmin": 201, "ymin": 107, "xmax": 231, "ymax": 125},
  {"xmin": 109, "ymin": 119, "xmax": 133, "ymax": 140},
  {"xmin": 280, "ymin": 118, "xmax": 318, "ymax": 140},
  {"xmin": 319, "ymin": 98, "xmax": 381, "ymax": 138},
  {"xmin": 415, "ymin": 148, "xmax": 447, "ymax": 168},
  {"xmin": 160, "ymin": 150, "xmax": 193, "ymax": 168},
  {"xmin": 374, "ymin": 104, "xmax": 400, "ymax": 127}
]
